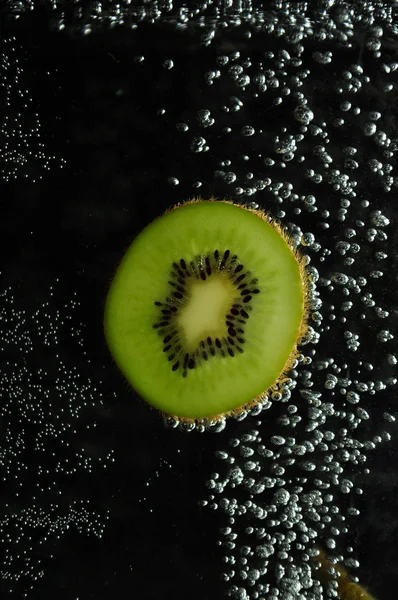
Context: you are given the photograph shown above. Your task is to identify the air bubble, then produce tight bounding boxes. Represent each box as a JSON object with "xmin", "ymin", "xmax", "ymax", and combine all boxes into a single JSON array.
[
  {"xmin": 293, "ymin": 105, "xmax": 314, "ymax": 124},
  {"xmin": 241, "ymin": 125, "xmax": 255, "ymax": 136},
  {"xmin": 190, "ymin": 136, "xmax": 207, "ymax": 153},
  {"xmin": 364, "ymin": 122, "xmax": 377, "ymax": 136}
]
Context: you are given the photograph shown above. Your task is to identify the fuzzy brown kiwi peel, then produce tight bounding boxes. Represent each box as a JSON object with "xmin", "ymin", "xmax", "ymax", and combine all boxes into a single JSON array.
[
  {"xmin": 312, "ymin": 548, "xmax": 376, "ymax": 600},
  {"xmin": 104, "ymin": 198, "xmax": 311, "ymax": 423}
]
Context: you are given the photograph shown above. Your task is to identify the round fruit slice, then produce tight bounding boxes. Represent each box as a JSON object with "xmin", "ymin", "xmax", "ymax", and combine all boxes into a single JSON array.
[{"xmin": 104, "ymin": 199, "xmax": 309, "ymax": 421}]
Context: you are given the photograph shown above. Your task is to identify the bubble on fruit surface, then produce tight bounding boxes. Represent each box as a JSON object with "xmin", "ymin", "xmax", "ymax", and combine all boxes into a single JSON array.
[{"xmin": 0, "ymin": 280, "xmax": 114, "ymax": 595}]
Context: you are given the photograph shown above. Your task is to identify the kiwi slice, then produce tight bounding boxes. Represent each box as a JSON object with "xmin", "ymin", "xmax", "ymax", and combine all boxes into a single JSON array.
[{"xmin": 104, "ymin": 199, "xmax": 309, "ymax": 422}]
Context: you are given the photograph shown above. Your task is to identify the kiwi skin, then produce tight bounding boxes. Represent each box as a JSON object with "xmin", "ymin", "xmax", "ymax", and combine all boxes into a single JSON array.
[
  {"xmin": 311, "ymin": 548, "xmax": 376, "ymax": 600},
  {"xmin": 104, "ymin": 197, "xmax": 312, "ymax": 426}
]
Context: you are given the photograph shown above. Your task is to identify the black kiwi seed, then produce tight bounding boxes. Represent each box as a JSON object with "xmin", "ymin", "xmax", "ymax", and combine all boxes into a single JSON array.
[
  {"xmin": 234, "ymin": 273, "xmax": 246, "ymax": 284},
  {"xmin": 172, "ymin": 263, "xmax": 185, "ymax": 278},
  {"xmin": 219, "ymin": 249, "xmax": 230, "ymax": 269},
  {"xmin": 152, "ymin": 250, "xmax": 259, "ymax": 375}
]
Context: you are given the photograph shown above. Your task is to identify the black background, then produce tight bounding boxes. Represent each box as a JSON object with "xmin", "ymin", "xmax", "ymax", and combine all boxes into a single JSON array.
[{"xmin": 1, "ymin": 3, "xmax": 398, "ymax": 600}]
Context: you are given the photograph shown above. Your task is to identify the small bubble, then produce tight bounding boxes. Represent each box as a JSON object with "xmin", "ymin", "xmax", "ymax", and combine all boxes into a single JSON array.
[
  {"xmin": 241, "ymin": 125, "xmax": 255, "ymax": 136},
  {"xmin": 294, "ymin": 105, "xmax": 314, "ymax": 124},
  {"xmin": 364, "ymin": 122, "xmax": 377, "ymax": 136}
]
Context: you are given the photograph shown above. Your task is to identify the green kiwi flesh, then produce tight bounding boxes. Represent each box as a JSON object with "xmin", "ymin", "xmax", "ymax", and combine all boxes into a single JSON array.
[{"xmin": 104, "ymin": 199, "xmax": 307, "ymax": 421}]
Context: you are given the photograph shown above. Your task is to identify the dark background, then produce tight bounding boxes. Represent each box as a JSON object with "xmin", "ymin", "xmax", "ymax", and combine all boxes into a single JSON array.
[{"xmin": 1, "ymin": 2, "xmax": 398, "ymax": 599}]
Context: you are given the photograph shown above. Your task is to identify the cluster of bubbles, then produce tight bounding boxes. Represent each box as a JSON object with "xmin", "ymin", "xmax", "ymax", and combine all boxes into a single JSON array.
[
  {"xmin": 200, "ymin": 383, "xmax": 396, "ymax": 599},
  {"xmin": 151, "ymin": 2, "xmax": 397, "ymax": 599},
  {"xmin": 0, "ymin": 280, "xmax": 114, "ymax": 596},
  {"xmin": 3, "ymin": 0, "xmax": 398, "ymax": 40},
  {"xmin": 1, "ymin": 37, "xmax": 67, "ymax": 183}
]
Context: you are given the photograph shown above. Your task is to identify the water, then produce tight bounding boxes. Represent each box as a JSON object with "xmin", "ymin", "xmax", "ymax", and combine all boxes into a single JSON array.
[{"xmin": 1, "ymin": 1, "xmax": 398, "ymax": 599}]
